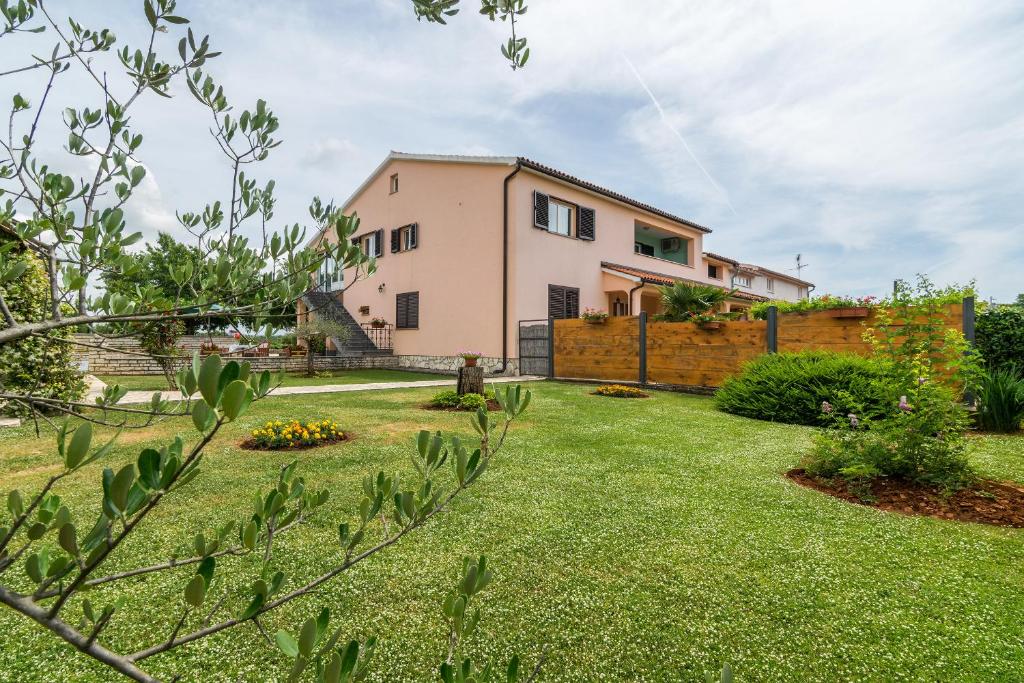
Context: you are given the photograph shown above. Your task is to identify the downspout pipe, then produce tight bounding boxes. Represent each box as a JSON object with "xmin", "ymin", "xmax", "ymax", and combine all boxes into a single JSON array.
[
  {"xmin": 628, "ymin": 281, "xmax": 645, "ymax": 315},
  {"xmin": 500, "ymin": 161, "xmax": 522, "ymax": 374}
]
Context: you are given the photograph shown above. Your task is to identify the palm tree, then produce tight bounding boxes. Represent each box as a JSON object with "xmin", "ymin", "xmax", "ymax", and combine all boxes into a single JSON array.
[{"xmin": 656, "ymin": 281, "xmax": 735, "ymax": 321}]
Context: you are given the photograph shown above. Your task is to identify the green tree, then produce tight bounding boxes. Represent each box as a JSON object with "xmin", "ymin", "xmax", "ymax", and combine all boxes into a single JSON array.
[
  {"xmin": 656, "ymin": 282, "xmax": 735, "ymax": 321},
  {"xmin": 0, "ymin": 1, "xmax": 539, "ymax": 681}
]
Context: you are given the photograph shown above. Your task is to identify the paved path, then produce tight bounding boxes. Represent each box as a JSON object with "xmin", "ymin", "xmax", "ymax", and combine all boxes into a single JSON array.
[{"xmin": 92, "ymin": 375, "xmax": 546, "ymax": 406}]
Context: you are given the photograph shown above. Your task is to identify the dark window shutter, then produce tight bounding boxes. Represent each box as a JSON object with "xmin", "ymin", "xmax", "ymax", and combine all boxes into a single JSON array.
[
  {"xmin": 547, "ymin": 285, "xmax": 564, "ymax": 319},
  {"xmin": 374, "ymin": 229, "xmax": 384, "ymax": 257},
  {"xmin": 409, "ymin": 223, "xmax": 418, "ymax": 249},
  {"xmin": 351, "ymin": 236, "xmax": 359, "ymax": 247},
  {"xmin": 407, "ymin": 292, "xmax": 419, "ymax": 328},
  {"xmin": 565, "ymin": 288, "xmax": 579, "ymax": 318},
  {"xmin": 533, "ymin": 191, "xmax": 549, "ymax": 229},
  {"xmin": 577, "ymin": 207, "xmax": 595, "ymax": 241},
  {"xmin": 396, "ymin": 292, "xmax": 419, "ymax": 329},
  {"xmin": 547, "ymin": 285, "xmax": 580, "ymax": 319},
  {"xmin": 391, "ymin": 229, "xmax": 401, "ymax": 253}
]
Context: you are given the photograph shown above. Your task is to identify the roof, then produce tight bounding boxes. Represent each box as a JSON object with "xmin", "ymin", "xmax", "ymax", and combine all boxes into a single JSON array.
[
  {"xmin": 702, "ymin": 251, "xmax": 739, "ymax": 266},
  {"xmin": 600, "ymin": 261, "xmax": 769, "ymax": 302},
  {"xmin": 515, "ymin": 157, "xmax": 712, "ymax": 233},
  {"xmin": 328, "ymin": 151, "xmax": 711, "ymax": 238},
  {"xmin": 738, "ymin": 263, "xmax": 814, "ymax": 287}
]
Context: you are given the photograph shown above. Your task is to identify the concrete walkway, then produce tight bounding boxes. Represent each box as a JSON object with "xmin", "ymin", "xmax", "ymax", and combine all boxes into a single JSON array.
[{"xmin": 92, "ymin": 375, "xmax": 546, "ymax": 406}]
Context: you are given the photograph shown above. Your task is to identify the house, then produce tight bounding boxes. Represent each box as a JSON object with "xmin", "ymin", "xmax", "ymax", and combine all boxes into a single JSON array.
[{"xmin": 301, "ymin": 152, "xmax": 814, "ymax": 373}]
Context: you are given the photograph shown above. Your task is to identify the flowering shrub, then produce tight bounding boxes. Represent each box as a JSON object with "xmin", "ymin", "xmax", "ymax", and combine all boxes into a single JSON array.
[
  {"xmin": 593, "ymin": 384, "xmax": 649, "ymax": 398},
  {"xmin": 751, "ymin": 294, "xmax": 879, "ymax": 320},
  {"xmin": 806, "ymin": 378, "xmax": 974, "ymax": 490},
  {"xmin": 580, "ymin": 308, "xmax": 609, "ymax": 323},
  {"xmin": 250, "ymin": 419, "xmax": 345, "ymax": 449}
]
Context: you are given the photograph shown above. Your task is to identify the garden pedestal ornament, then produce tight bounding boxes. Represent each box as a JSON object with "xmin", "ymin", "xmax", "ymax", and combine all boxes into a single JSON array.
[{"xmin": 457, "ymin": 366, "xmax": 485, "ymax": 396}]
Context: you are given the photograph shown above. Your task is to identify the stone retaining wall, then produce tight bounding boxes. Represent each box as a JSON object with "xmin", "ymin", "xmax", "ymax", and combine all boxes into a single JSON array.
[{"xmin": 396, "ymin": 354, "xmax": 519, "ymax": 375}]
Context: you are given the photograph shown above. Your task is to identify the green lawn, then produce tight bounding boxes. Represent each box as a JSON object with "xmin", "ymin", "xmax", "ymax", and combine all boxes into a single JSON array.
[
  {"xmin": 96, "ymin": 368, "xmax": 453, "ymax": 391},
  {"xmin": 1, "ymin": 382, "xmax": 1022, "ymax": 681}
]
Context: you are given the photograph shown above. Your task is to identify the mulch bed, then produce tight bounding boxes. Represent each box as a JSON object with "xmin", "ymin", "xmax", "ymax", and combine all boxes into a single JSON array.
[
  {"xmin": 786, "ymin": 468, "xmax": 1024, "ymax": 528},
  {"xmin": 422, "ymin": 400, "xmax": 501, "ymax": 412},
  {"xmin": 239, "ymin": 433, "xmax": 351, "ymax": 451}
]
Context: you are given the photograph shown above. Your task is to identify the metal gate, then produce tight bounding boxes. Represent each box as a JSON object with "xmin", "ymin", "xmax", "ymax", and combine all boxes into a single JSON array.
[{"xmin": 518, "ymin": 319, "xmax": 551, "ymax": 377}]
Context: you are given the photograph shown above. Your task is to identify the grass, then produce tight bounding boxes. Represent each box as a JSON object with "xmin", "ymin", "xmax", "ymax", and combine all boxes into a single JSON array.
[
  {"xmin": 1, "ymin": 382, "xmax": 1022, "ymax": 681},
  {"xmin": 96, "ymin": 368, "xmax": 453, "ymax": 392}
]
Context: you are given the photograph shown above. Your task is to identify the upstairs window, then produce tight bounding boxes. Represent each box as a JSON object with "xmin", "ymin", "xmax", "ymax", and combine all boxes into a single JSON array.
[
  {"xmin": 735, "ymin": 274, "xmax": 751, "ymax": 288},
  {"xmin": 533, "ymin": 191, "xmax": 596, "ymax": 241},
  {"xmin": 354, "ymin": 229, "xmax": 385, "ymax": 257},
  {"xmin": 549, "ymin": 199, "xmax": 573, "ymax": 236},
  {"xmin": 389, "ymin": 173, "xmax": 399, "ymax": 194},
  {"xmin": 708, "ymin": 264, "xmax": 720, "ymax": 279},
  {"xmin": 766, "ymin": 278, "xmax": 775, "ymax": 293},
  {"xmin": 391, "ymin": 223, "xmax": 418, "ymax": 253}
]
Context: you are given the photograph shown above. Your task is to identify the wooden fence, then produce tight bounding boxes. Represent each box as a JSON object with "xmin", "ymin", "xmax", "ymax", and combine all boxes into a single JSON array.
[{"xmin": 551, "ymin": 301, "xmax": 969, "ymax": 391}]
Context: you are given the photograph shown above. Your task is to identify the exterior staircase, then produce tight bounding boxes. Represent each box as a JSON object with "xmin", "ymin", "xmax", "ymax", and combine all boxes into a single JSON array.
[{"xmin": 301, "ymin": 288, "xmax": 392, "ymax": 357}]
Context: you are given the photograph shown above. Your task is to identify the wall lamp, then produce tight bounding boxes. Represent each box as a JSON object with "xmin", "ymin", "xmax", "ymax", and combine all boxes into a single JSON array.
[{"xmin": 378, "ymin": 283, "xmax": 386, "ymax": 293}]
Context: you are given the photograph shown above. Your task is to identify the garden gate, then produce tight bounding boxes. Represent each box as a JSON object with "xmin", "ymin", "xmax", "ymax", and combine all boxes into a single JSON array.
[{"xmin": 518, "ymin": 319, "xmax": 552, "ymax": 377}]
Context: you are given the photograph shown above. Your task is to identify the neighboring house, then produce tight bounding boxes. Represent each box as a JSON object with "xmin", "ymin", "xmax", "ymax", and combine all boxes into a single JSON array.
[{"xmin": 301, "ymin": 152, "xmax": 814, "ymax": 373}]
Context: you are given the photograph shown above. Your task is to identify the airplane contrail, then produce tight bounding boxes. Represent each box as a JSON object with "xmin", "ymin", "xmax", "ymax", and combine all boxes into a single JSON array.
[{"xmin": 621, "ymin": 53, "xmax": 738, "ymax": 216}]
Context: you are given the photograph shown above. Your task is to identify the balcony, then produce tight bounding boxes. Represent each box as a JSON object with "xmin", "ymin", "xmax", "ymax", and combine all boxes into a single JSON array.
[{"xmin": 633, "ymin": 223, "xmax": 691, "ymax": 267}]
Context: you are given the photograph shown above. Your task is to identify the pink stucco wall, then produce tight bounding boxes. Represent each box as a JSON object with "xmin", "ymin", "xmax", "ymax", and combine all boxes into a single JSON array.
[
  {"xmin": 335, "ymin": 159, "xmax": 509, "ymax": 358},
  {"xmin": 507, "ymin": 169, "xmax": 714, "ymax": 353}
]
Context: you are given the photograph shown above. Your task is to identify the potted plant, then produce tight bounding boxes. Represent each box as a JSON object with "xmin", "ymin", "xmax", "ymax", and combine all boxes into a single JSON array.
[
  {"xmin": 458, "ymin": 351, "xmax": 482, "ymax": 368},
  {"xmin": 694, "ymin": 312, "xmax": 723, "ymax": 330},
  {"xmin": 821, "ymin": 295, "xmax": 877, "ymax": 318},
  {"xmin": 370, "ymin": 316, "xmax": 386, "ymax": 329},
  {"xmin": 581, "ymin": 307, "xmax": 609, "ymax": 324}
]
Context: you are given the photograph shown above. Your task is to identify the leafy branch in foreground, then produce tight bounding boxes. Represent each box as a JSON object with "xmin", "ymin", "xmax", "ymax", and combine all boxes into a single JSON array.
[{"xmin": 0, "ymin": 355, "xmax": 534, "ymax": 681}]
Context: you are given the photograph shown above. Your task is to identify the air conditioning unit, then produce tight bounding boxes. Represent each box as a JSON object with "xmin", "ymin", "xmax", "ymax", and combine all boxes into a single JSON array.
[{"xmin": 661, "ymin": 237, "xmax": 682, "ymax": 253}]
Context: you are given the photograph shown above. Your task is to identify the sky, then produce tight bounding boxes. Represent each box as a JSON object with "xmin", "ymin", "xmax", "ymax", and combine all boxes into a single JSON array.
[{"xmin": 3, "ymin": 0, "xmax": 1023, "ymax": 301}]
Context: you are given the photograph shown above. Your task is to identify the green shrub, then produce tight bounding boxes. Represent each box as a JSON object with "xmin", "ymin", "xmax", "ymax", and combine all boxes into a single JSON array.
[
  {"xmin": 806, "ymin": 381, "xmax": 974, "ymax": 490},
  {"xmin": 976, "ymin": 306, "xmax": 1024, "ymax": 373},
  {"xmin": 457, "ymin": 393, "xmax": 488, "ymax": 412},
  {"xmin": 0, "ymin": 252, "xmax": 85, "ymax": 417},
  {"xmin": 429, "ymin": 389, "xmax": 461, "ymax": 408},
  {"xmin": 976, "ymin": 366, "xmax": 1024, "ymax": 433},
  {"xmin": 715, "ymin": 351, "xmax": 892, "ymax": 426}
]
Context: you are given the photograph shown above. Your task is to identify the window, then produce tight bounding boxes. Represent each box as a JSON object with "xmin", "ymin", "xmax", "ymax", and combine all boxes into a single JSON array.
[
  {"xmin": 357, "ymin": 229, "xmax": 384, "ymax": 257},
  {"xmin": 708, "ymin": 264, "xmax": 720, "ymax": 279},
  {"xmin": 735, "ymin": 274, "xmax": 751, "ymax": 288},
  {"xmin": 391, "ymin": 223, "xmax": 418, "ymax": 253},
  {"xmin": 396, "ymin": 291, "xmax": 419, "ymax": 329},
  {"xmin": 389, "ymin": 173, "xmax": 399, "ymax": 194},
  {"xmin": 548, "ymin": 199, "xmax": 573, "ymax": 236},
  {"xmin": 634, "ymin": 241, "xmax": 655, "ymax": 257},
  {"xmin": 547, "ymin": 285, "xmax": 579, "ymax": 320},
  {"xmin": 766, "ymin": 278, "xmax": 775, "ymax": 293}
]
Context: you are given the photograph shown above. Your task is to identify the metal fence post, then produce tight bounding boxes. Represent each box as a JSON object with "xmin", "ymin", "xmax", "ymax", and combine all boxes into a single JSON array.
[
  {"xmin": 767, "ymin": 305, "xmax": 778, "ymax": 353},
  {"xmin": 962, "ymin": 296, "xmax": 975, "ymax": 345},
  {"xmin": 547, "ymin": 317, "xmax": 555, "ymax": 378},
  {"xmin": 638, "ymin": 311, "xmax": 648, "ymax": 385},
  {"xmin": 962, "ymin": 296, "xmax": 976, "ymax": 406}
]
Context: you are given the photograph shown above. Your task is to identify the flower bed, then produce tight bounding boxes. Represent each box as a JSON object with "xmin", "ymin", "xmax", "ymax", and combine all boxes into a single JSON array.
[
  {"xmin": 592, "ymin": 384, "xmax": 649, "ymax": 398},
  {"xmin": 243, "ymin": 419, "xmax": 347, "ymax": 450}
]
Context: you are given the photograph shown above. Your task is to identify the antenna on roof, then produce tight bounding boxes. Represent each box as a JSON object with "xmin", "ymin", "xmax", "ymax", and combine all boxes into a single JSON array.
[{"xmin": 795, "ymin": 253, "xmax": 807, "ymax": 280}]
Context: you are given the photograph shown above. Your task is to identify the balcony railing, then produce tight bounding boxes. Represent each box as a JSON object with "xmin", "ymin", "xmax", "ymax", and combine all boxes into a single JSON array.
[{"xmin": 360, "ymin": 323, "xmax": 393, "ymax": 351}]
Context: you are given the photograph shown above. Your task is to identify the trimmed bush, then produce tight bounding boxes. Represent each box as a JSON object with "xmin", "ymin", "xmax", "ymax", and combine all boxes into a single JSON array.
[
  {"xmin": 0, "ymin": 252, "xmax": 85, "ymax": 416},
  {"xmin": 714, "ymin": 351, "xmax": 892, "ymax": 426},
  {"xmin": 976, "ymin": 306, "xmax": 1024, "ymax": 373},
  {"xmin": 457, "ymin": 393, "xmax": 488, "ymax": 412}
]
